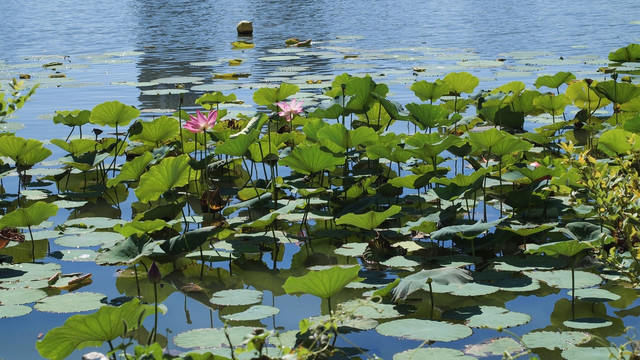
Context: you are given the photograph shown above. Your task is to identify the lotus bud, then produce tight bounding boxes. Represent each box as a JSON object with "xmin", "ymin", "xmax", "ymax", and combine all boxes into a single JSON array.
[
  {"xmin": 611, "ymin": 73, "xmax": 618, "ymax": 81},
  {"xmin": 340, "ymin": 83, "xmax": 346, "ymax": 92},
  {"xmin": 148, "ymin": 262, "xmax": 161, "ymax": 284},
  {"xmin": 584, "ymin": 78, "xmax": 593, "ymax": 86}
]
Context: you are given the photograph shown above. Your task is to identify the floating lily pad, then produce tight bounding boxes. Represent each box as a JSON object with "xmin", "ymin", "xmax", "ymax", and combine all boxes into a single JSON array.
[
  {"xmin": 34, "ymin": 292, "xmax": 106, "ymax": 313},
  {"xmin": 150, "ymin": 76, "xmax": 204, "ymax": 84},
  {"xmin": 0, "ymin": 262, "xmax": 61, "ymax": 283},
  {"xmin": 376, "ymin": 319, "xmax": 472, "ymax": 342},
  {"xmin": 492, "ymin": 255, "xmax": 565, "ymax": 271},
  {"xmin": 173, "ymin": 327, "xmax": 254, "ymax": 349},
  {"xmin": 334, "ymin": 243, "xmax": 368, "ymax": 257},
  {"xmin": 221, "ymin": 305, "xmax": 279, "ymax": 321},
  {"xmin": 0, "ymin": 304, "xmax": 32, "ymax": 318},
  {"xmin": 380, "ymin": 256, "xmax": 419, "ymax": 268},
  {"xmin": 210, "ymin": 289, "xmax": 262, "ymax": 306},
  {"xmin": 520, "ymin": 331, "xmax": 591, "ymax": 350},
  {"xmin": 64, "ymin": 217, "xmax": 126, "ymax": 229},
  {"xmin": 561, "ymin": 347, "xmax": 613, "ymax": 359},
  {"xmin": 524, "ymin": 270, "xmax": 602, "ymax": 289},
  {"xmin": 54, "ymin": 232, "xmax": 124, "ymax": 248},
  {"xmin": 0, "ymin": 288, "xmax": 47, "ymax": 305},
  {"xmin": 563, "ymin": 317, "xmax": 613, "ymax": 329},
  {"xmin": 442, "ymin": 306, "xmax": 531, "ymax": 329},
  {"xmin": 258, "ymin": 56, "xmax": 301, "ymax": 61},
  {"xmin": 567, "ymin": 288, "xmax": 621, "ymax": 303},
  {"xmin": 464, "ymin": 337, "xmax": 525, "ymax": 357},
  {"xmin": 339, "ymin": 300, "xmax": 402, "ymax": 319},
  {"xmin": 141, "ymin": 89, "xmax": 189, "ymax": 96},
  {"xmin": 394, "ymin": 347, "xmax": 474, "ymax": 360}
]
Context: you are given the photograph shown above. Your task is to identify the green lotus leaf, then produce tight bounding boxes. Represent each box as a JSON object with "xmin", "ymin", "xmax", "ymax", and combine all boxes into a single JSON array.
[
  {"xmin": 113, "ymin": 219, "xmax": 168, "ymax": 237},
  {"xmin": 524, "ymin": 269, "xmax": 601, "ymax": 289},
  {"xmin": 392, "ymin": 267, "xmax": 472, "ymax": 301},
  {"xmin": 214, "ymin": 133, "xmax": 258, "ymax": 157},
  {"xmin": 317, "ymin": 123, "xmax": 378, "ymax": 152},
  {"xmin": 366, "ymin": 145, "xmax": 413, "ymax": 163},
  {"xmin": 59, "ymin": 152, "xmax": 110, "ymax": 171},
  {"xmin": 408, "ymin": 133, "xmax": 463, "ymax": 160},
  {"xmin": 335, "ymin": 205, "xmax": 401, "ymax": 230},
  {"xmin": 89, "ymin": 100, "xmax": 139, "ymax": 127},
  {"xmin": 598, "ymin": 128, "xmax": 637, "ymax": 156},
  {"xmin": 210, "ymin": 289, "xmax": 262, "ymax": 306},
  {"xmin": 394, "ymin": 347, "xmax": 474, "ymax": 360},
  {"xmin": 388, "ymin": 174, "xmax": 432, "ymax": 189},
  {"xmin": 106, "ymin": 152, "xmax": 153, "ymax": 187},
  {"xmin": 562, "ymin": 221, "xmax": 611, "ymax": 243},
  {"xmin": 0, "ymin": 136, "xmax": 51, "ymax": 167},
  {"xmin": 406, "ymin": 103, "xmax": 450, "ymax": 129},
  {"xmin": 489, "ymin": 134, "xmax": 532, "ymax": 157},
  {"xmin": 534, "ymin": 71, "xmax": 576, "ymax": 90},
  {"xmin": 491, "ymin": 81, "xmax": 526, "ymax": 96},
  {"xmin": 283, "ymin": 265, "xmax": 363, "ymax": 299},
  {"xmin": 135, "ymin": 154, "xmax": 190, "ymax": 203},
  {"xmin": 442, "ymin": 305, "xmax": 531, "ymax": 329},
  {"xmin": 0, "ymin": 288, "xmax": 47, "ymax": 305},
  {"xmin": 50, "ymin": 139, "xmax": 98, "ymax": 155},
  {"xmin": 279, "ymin": 144, "xmax": 344, "ymax": 175},
  {"xmin": 36, "ymin": 299, "xmax": 157, "ymax": 360},
  {"xmin": 566, "ymin": 80, "xmax": 611, "ymax": 111},
  {"xmin": 533, "ymin": 94, "xmax": 572, "ymax": 116},
  {"xmin": 173, "ymin": 327, "xmax": 254, "ymax": 350},
  {"xmin": 0, "ymin": 304, "xmax": 32, "ymax": 319},
  {"xmin": 160, "ymin": 226, "xmax": 220, "ymax": 254},
  {"xmin": 53, "ymin": 110, "xmax": 91, "ymax": 127},
  {"xmin": 301, "ymin": 117, "xmax": 329, "ymax": 141},
  {"xmin": 221, "ymin": 305, "xmax": 279, "ymax": 321},
  {"xmin": 376, "ymin": 319, "xmax": 472, "ymax": 342},
  {"xmin": 129, "ymin": 116, "xmax": 179, "ymax": 145},
  {"xmin": 608, "ymin": 43, "xmax": 640, "ymax": 62},
  {"xmin": 464, "ymin": 337, "xmax": 524, "ymax": 358},
  {"xmin": 443, "ymin": 72, "xmax": 479, "ymax": 95},
  {"xmin": 525, "ymin": 239, "xmax": 592, "ymax": 258},
  {"xmin": 344, "ymin": 76, "xmax": 376, "ymax": 112},
  {"xmin": 195, "ymin": 91, "xmax": 237, "ymax": 110},
  {"xmin": 0, "ymin": 201, "xmax": 58, "ymax": 229},
  {"xmin": 520, "ymin": 331, "xmax": 591, "ymax": 350},
  {"xmin": 431, "ymin": 218, "xmax": 506, "ymax": 240},
  {"xmin": 34, "ymin": 292, "xmax": 106, "ymax": 313},
  {"xmin": 410, "ymin": 79, "xmax": 452, "ymax": 103},
  {"xmin": 95, "ymin": 234, "xmax": 163, "ymax": 265},
  {"xmin": 594, "ymin": 80, "xmax": 640, "ymax": 104},
  {"xmin": 252, "ymin": 83, "xmax": 299, "ymax": 106},
  {"xmin": 468, "ymin": 128, "xmax": 507, "ymax": 152}
]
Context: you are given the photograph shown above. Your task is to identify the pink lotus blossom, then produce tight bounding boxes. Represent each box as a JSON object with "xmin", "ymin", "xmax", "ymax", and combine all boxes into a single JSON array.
[
  {"xmin": 529, "ymin": 161, "xmax": 542, "ymax": 168},
  {"xmin": 276, "ymin": 99, "xmax": 303, "ymax": 121},
  {"xmin": 183, "ymin": 110, "xmax": 217, "ymax": 133}
]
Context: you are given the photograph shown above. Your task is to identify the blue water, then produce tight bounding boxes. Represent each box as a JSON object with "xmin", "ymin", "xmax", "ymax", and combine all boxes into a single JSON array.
[{"xmin": 2, "ymin": 1, "xmax": 640, "ymax": 359}]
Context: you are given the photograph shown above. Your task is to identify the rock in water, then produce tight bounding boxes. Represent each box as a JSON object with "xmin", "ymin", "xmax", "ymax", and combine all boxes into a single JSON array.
[{"xmin": 237, "ymin": 20, "xmax": 253, "ymax": 35}]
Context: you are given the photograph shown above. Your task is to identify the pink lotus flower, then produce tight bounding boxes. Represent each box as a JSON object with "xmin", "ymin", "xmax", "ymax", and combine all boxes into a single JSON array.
[
  {"xmin": 276, "ymin": 99, "xmax": 303, "ymax": 121},
  {"xmin": 183, "ymin": 110, "xmax": 217, "ymax": 133},
  {"xmin": 529, "ymin": 161, "xmax": 542, "ymax": 168}
]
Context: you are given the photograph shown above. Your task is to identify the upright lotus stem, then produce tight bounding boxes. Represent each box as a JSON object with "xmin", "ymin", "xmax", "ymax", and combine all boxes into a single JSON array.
[{"xmin": 148, "ymin": 261, "xmax": 161, "ymax": 343}]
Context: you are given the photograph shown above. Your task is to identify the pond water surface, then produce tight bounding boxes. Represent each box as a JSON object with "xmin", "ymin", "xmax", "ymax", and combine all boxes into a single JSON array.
[{"xmin": 2, "ymin": 1, "xmax": 640, "ymax": 359}]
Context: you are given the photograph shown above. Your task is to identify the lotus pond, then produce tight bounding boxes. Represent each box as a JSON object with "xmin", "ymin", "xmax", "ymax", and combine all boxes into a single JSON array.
[{"xmin": 4, "ymin": 2, "xmax": 640, "ymax": 360}]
